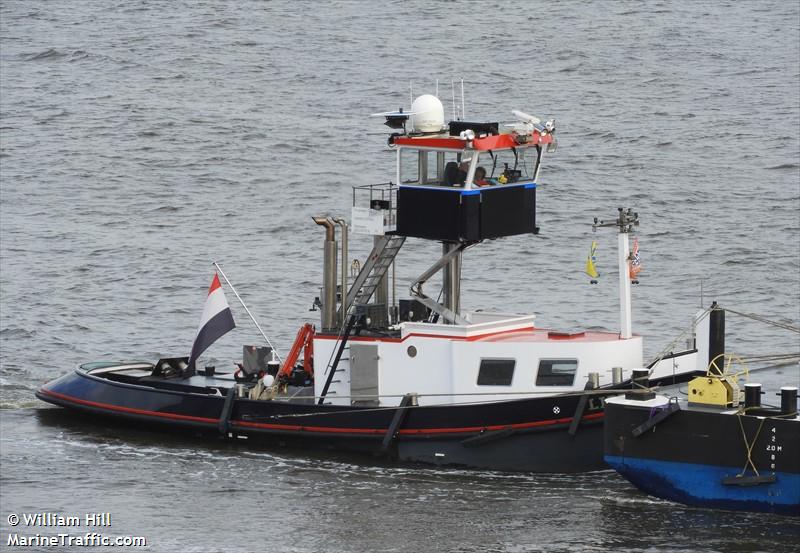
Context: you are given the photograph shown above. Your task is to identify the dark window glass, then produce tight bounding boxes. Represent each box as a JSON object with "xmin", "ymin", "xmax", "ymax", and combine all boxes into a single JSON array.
[
  {"xmin": 536, "ymin": 359, "xmax": 578, "ymax": 386},
  {"xmin": 477, "ymin": 359, "xmax": 515, "ymax": 386}
]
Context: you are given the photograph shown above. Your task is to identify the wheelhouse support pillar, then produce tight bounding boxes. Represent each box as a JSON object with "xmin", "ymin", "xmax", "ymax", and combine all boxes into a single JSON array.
[{"xmin": 442, "ymin": 242, "xmax": 462, "ymax": 321}]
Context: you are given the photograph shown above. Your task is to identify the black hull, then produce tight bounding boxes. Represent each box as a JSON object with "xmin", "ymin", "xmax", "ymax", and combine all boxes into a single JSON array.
[
  {"xmin": 604, "ymin": 398, "xmax": 800, "ymax": 515},
  {"xmin": 37, "ymin": 367, "xmax": 608, "ymax": 473}
]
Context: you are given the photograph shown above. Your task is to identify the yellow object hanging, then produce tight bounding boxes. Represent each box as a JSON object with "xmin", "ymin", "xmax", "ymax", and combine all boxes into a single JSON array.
[{"xmin": 585, "ymin": 240, "xmax": 599, "ymax": 279}]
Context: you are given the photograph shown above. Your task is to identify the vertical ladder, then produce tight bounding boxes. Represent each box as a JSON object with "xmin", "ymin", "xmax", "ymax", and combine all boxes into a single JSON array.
[{"xmin": 320, "ymin": 235, "xmax": 405, "ymax": 405}]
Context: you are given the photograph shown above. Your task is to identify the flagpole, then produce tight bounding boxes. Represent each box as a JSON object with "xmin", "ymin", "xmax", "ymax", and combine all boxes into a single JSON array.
[{"xmin": 212, "ymin": 261, "xmax": 282, "ymax": 363}]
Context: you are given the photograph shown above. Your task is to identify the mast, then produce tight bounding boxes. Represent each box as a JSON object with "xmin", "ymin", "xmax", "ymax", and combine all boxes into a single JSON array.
[{"xmin": 594, "ymin": 208, "xmax": 639, "ymax": 339}]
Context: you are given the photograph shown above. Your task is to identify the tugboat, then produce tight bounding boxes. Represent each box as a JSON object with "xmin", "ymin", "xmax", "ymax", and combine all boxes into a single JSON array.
[
  {"xmin": 37, "ymin": 93, "xmax": 705, "ymax": 472},
  {"xmin": 604, "ymin": 306, "xmax": 800, "ymax": 515}
]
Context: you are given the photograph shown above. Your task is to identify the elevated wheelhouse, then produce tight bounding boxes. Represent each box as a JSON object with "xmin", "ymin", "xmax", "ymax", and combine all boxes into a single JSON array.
[{"xmin": 392, "ymin": 123, "xmax": 554, "ymax": 242}]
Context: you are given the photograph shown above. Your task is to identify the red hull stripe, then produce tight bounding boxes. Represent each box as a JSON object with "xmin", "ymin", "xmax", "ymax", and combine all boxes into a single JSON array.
[
  {"xmin": 232, "ymin": 412, "xmax": 604, "ymax": 435},
  {"xmin": 39, "ymin": 388, "xmax": 603, "ymax": 436},
  {"xmin": 40, "ymin": 389, "xmax": 219, "ymax": 424}
]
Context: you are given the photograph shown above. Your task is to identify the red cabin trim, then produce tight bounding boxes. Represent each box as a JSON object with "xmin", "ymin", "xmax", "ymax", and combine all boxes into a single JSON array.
[
  {"xmin": 392, "ymin": 132, "xmax": 552, "ymax": 151},
  {"xmin": 312, "ymin": 325, "xmax": 536, "ymax": 344}
]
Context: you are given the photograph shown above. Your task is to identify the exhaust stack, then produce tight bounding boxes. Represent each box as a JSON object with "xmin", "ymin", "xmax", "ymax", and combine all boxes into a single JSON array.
[{"xmin": 313, "ymin": 216, "xmax": 338, "ymax": 331}]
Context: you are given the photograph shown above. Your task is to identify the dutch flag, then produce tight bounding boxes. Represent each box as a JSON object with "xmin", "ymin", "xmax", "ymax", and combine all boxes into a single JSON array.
[{"xmin": 188, "ymin": 273, "xmax": 236, "ymax": 371}]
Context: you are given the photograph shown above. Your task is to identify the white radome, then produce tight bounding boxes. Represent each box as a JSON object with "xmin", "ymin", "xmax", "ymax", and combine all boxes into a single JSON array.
[
  {"xmin": 262, "ymin": 374, "xmax": 275, "ymax": 387},
  {"xmin": 410, "ymin": 94, "xmax": 445, "ymax": 133}
]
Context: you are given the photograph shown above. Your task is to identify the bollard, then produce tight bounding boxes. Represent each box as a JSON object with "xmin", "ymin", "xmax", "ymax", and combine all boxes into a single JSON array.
[
  {"xmin": 780, "ymin": 387, "xmax": 798, "ymax": 416},
  {"xmin": 744, "ymin": 383, "xmax": 762, "ymax": 409},
  {"xmin": 631, "ymin": 368, "xmax": 649, "ymax": 389},
  {"xmin": 612, "ymin": 366, "xmax": 623, "ymax": 385}
]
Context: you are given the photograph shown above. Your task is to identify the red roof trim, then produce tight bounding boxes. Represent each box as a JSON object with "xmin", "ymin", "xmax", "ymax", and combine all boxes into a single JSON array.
[
  {"xmin": 393, "ymin": 137, "xmax": 465, "ymax": 149},
  {"xmin": 393, "ymin": 132, "xmax": 552, "ymax": 151},
  {"xmin": 313, "ymin": 325, "xmax": 536, "ymax": 343}
]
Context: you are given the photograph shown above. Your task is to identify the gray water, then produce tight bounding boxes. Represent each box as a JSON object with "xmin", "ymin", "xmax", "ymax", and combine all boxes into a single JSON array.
[{"xmin": 1, "ymin": 1, "xmax": 799, "ymax": 551}]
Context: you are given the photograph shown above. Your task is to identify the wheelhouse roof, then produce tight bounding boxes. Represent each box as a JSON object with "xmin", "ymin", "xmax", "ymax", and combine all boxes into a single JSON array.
[{"xmin": 392, "ymin": 131, "xmax": 553, "ymax": 152}]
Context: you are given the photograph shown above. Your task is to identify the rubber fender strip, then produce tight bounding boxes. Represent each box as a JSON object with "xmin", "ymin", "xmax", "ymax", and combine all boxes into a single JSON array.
[
  {"xmin": 568, "ymin": 382, "xmax": 594, "ymax": 437},
  {"xmin": 721, "ymin": 474, "xmax": 777, "ymax": 486},
  {"xmin": 632, "ymin": 401, "xmax": 680, "ymax": 438},
  {"xmin": 218, "ymin": 387, "xmax": 237, "ymax": 435},
  {"xmin": 460, "ymin": 427, "xmax": 515, "ymax": 448},
  {"xmin": 381, "ymin": 394, "xmax": 415, "ymax": 451}
]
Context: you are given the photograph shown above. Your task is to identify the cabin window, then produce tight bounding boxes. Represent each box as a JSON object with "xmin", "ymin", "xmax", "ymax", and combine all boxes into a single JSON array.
[
  {"xmin": 477, "ymin": 147, "xmax": 539, "ymax": 185},
  {"xmin": 477, "ymin": 359, "xmax": 515, "ymax": 386},
  {"xmin": 400, "ymin": 149, "xmax": 466, "ymax": 186},
  {"xmin": 535, "ymin": 359, "xmax": 578, "ymax": 386},
  {"xmin": 399, "ymin": 149, "xmax": 420, "ymax": 184}
]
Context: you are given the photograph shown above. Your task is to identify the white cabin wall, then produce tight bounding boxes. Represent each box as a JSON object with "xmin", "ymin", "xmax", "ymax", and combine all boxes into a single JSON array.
[
  {"xmin": 377, "ymin": 337, "xmax": 453, "ymax": 406},
  {"xmin": 448, "ymin": 337, "xmax": 644, "ymax": 404},
  {"xmin": 317, "ymin": 332, "xmax": 646, "ymax": 407}
]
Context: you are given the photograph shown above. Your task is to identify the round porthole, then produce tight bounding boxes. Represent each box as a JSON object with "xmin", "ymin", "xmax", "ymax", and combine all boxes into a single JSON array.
[{"xmin": 407, "ymin": 345, "xmax": 417, "ymax": 358}]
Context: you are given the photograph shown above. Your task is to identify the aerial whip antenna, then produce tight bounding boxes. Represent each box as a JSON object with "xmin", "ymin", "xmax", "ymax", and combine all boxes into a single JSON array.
[
  {"xmin": 451, "ymin": 80, "xmax": 457, "ymax": 120},
  {"xmin": 461, "ymin": 78, "xmax": 465, "ymax": 119}
]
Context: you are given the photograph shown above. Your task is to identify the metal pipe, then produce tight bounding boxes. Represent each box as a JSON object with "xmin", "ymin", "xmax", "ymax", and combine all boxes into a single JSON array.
[
  {"xmin": 313, "ymin": 216, "xmax": 335, "ymax": 241},
  {"xmin": 313, "ymin": 216, "xmax": 338, "ymax": 330},
  {"xmin": 442, "ymin": 242, "xmax": 461, "ymax": 320},
  {"xmin": 374, "ymin": 235, "xmax": 389, "ymax": 309},
  {"xmin": 618, "ymin": 231, "xmax": 632, "ymax": 339},
  {"xmin": 333, "ymin": 217, "xmax": 348, "ymax": 327}
]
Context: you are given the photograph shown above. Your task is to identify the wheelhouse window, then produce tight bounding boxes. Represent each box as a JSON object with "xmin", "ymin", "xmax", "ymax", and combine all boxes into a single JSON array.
[
  {"xmin": 477, "ymin": 359, "xmax": 515, "ymax": 386},
  {"xmin": 399, "ymin": 148, "xmax": 469, "ymax": 186},
  {"xmin": 535, "ymin": 359, "xmax": 578, "ymax": 386},
  {"xmin": 474, "ymin": 147, "xmax": 540, "ymax": 186}
]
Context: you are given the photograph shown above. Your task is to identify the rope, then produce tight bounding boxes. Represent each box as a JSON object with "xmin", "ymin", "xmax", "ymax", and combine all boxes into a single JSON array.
[
  {"xmin": 269, "ymin": 386, "xmax": 627, "ymax": 403},
  {"xmin": 249, "ymin": 387, "xmax": 650, "ymax": 421},
  {"xmin": 646, "ymin": 305, "xmax": 713, "ymax": 375},
  {"xmin": 740, "ymin": 353, "xmax": 800, "ymax": 367},
  {"xmin": 646, "ymin": 305, "xmax": 800, "ymax": 376},
  {"xmin": 725, "ymin": 308, "xmax": 800, "ymax": 334},
  {"xmin": 735, "ymin": 411, "xmax": 767, "ymax": 477}
]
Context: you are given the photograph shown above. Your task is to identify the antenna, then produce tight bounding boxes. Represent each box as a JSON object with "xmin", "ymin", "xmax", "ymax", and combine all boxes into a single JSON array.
[
  {"xmin": 451, "ymin": 80, "xmax": 456, "ymax": 121},
  {"xmin": 461, "ymin": 79, "xmax": 465, "ymax": 119},
  {"xmin": 435, "ymin": 79, "xmax": 439, "ymax": 98},
  {"xmin": 409, "ymin": 82, "xmax": 413, "ymax": 106}
]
